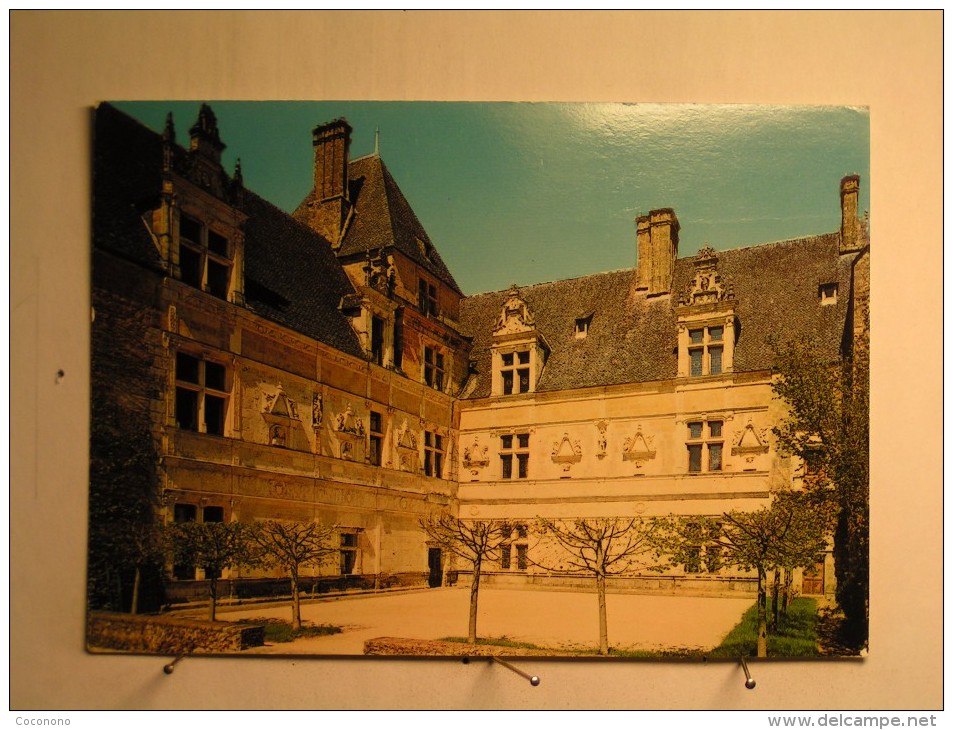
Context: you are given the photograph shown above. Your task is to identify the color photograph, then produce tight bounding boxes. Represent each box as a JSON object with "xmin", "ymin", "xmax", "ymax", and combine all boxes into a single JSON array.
[{"xmin": 87, "ymin": 101, "xmax": 870, "ymax": 659}]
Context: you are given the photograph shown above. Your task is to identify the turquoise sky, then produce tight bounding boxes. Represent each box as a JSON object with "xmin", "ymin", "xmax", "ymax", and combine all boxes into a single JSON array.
[{"xmin": 114, "ymin": 101, "xmax": 869, "ymax": 296}]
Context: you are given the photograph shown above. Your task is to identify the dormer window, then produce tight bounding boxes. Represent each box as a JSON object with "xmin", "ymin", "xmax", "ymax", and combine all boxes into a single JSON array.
[
  {"xmin": 178, "ymin": 214, "xmax": 232, "ymax": 300},
  {"xmin": 424, "ymin": 346, "xmax": 445, "ymax": 390},
  {"xmin": 574, "ymin": 316, "xmax": 592, "ymax": 339},
  {"xmin": 501, "ymin": 351, "xmax": 531, "ymax": 395},
  {"xmin": 819, "ymin": 283, "xmax": 838, "ymax": 306},
  {"xmin": 688, "ymin": 326, "xmax": 724, "ymax": 376},
  {"xmin": 490, "ymin": 287, "xmax": 548, "ymax": 397},
  {"xmin": 418, "ymin": 278, "xmax": 439, "ymax": 317}
]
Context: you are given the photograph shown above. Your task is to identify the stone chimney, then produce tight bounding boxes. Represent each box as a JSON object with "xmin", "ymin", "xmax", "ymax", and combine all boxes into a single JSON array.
[
  {"xmin": 309, "ymin": 118, "xmax": 353, "ymax": 246},
  {"xmin": 840, "ymin": 175, "xmax": 863, "ymax": 254},
  {"xmin": 636, "ymin": 208, "xmax": 680, "ymax": 296}
]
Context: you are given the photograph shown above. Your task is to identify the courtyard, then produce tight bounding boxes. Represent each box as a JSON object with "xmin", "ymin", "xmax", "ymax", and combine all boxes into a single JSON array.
[{"xmin": 214, "ymin": 587, "xmax": 755, "ymax": 655}]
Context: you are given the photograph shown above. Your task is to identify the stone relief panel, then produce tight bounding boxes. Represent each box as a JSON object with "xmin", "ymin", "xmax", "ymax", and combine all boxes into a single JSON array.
[
  {"xmin": 622, "ymin": 425, "xmax": 657, "ymax": 470},
  {"xmin": 462, "ymin": 435, "xmax": 490, "ymax": 476},
  {"xmin": 332, "ymin": 402, "xmax": 366, "ymax": 461},
  {"xmin": 551, "ymin": 432, "xmax": 583, "ymax": 472},
  {"xmin": 731, "ymin": 417, "xmax": 770, "ymax": 467},
  {"xmin": 394, "ymin": 418, "xmax": 420, "ymax": 473}
]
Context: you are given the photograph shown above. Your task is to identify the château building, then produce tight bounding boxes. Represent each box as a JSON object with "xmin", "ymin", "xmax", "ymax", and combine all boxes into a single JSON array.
[{"xmin": 89, "ymin": 103, "xmax": 869, "ymax": 609}]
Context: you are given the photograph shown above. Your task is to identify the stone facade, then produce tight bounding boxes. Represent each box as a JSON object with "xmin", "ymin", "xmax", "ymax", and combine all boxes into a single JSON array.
[{"xmin": 91, "ymin": 103, "xmax": 868, "ymax": 606}]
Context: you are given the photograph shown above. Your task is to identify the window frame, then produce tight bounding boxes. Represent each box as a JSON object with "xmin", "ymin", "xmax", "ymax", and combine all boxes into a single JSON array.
[
  {"xmin": 174, "ymin": 352, "xmax": 230, "ymax": 436},
  {"xmin": 178, "ymin": 214, "xmax": 233, "ymax": 300},
  {"xmin": 687, "ymin": 325, "xmax": 725, "ymax": 377},
  {"xmin": 368, "ymin": 411, "xmax": 383, "ymax": 467},
  {"xmin": 418, "ymin": 277, "xmax": 439, "ymax": 317},
  {"xmin": 686, "ymin": 419, "xmax": 724, "ymax": 474},
  {"xmin": 423, "ymin": 346, "xmax": 445, "ymax": 391},
  {"xmin": 500, "ymin": 350, "xmax": 531, "ymax": 395},
  {"xmin": 500, "ymin": 433, "xmax": 530, "ymax": 480},
  {"xmin": 423, "ymin": 430, "xmax": 444, "ymax": 478}
]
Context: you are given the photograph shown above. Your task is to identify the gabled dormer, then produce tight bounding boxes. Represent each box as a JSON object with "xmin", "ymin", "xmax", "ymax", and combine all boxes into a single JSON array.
[
  {"xmin": 151, "ymin": 105, "xmax": 247, "ymax": 306},
  {"xmin": 676, "ymin": 246, "xmax": 737, "ymax": 378},
  {"xmin": 490, "ymin": 287, "xmax": 549, "ymax": 396}
]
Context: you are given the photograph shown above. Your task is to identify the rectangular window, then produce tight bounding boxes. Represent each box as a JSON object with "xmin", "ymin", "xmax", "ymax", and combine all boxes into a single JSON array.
[
  {"xmin": 202, "ymin": 506, "xmax": 224, "ymax": 523},
  {"xmin": 687, "ymin": 419, "xmax": 724, "ymax": 473},
  {"xmin": 687, "ymin": 444, "xmax": 702, "ymax": 473},
  {"xmin": 424, "ymin": 431, "xmax": 444, "ymax": 478},
  {"xmin": 709, "ymin": 443, "xmax": 723, "ymax": 471},
  {"xmin": 686, "ymin": 325, "xmax": 728, "ymax": 377},
  {"xmin": 371, "ymin": 316, "xmax": 385, "ymax": 366},
  {"xmin": 500, "ymin": 543, "xmax": 511, "ymax": 569},
  {"xmin": 516, "ymin": 544, "xmax": 528, "ymax": 571},
  {"xmin": 684, "ymin": 522, "xmax": 702, "ymax": 573},
  {"xmin": 424, "ymin": 346, "xmax": 444, "ymax": 390},
  {"xmin": 340, "ymin": 533, "xmax": 358, "ymax": 575},
  {"xmin": 175, "ymin": 352, "xmax": 229, "ymax": 436},
  {"xmin": 178, "ymin": 215, "xmax": 232, "ymax": 300},
  {"xmin": 368, "ymin": 411, "xmax": 383, "ymax": 466},
  {"xmin": 690, "ymin": 348, "xmax": 703, "ymax": 377},
  {"xmin": 500, "ymin": 350, "xmax": 531, "ymax": 395},
  {"xmin": 418, "ymin": 278, "xmax": 438, "ymax": 317},
  {"xmin": 819, "ymin": 283, "xmax": 838, "ymax": 305},
  {"xmin": 501, "ymin": 433, "xmax": 530, "ymax": 479}
]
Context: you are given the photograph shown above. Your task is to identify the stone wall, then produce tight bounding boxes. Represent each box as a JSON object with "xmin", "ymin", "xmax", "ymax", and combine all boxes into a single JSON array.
[{"xmin": 87, "ymin": 612, "xmax": 264, "ymax": 654}]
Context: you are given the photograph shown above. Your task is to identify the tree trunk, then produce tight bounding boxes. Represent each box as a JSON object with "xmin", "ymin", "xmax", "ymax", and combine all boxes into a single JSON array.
[
  {"xmin": 468, "ymin": 557, "xmax": 482, "ymax": 644},
  {"xmin": 208, "ymin": 577, "xmax": 218, "ymax": 622},
  {"xmin": 756, "ymin": 567, "xmax": 768, "ymax": 658},
  {"xmin": 596, "ymin": 571, "xmax": 609, "ymax": 656},
  {"xmin": 130, "ymin": 566, "xmax": 141, "ymax": 615},
  {"xmin": 291, "ymin": 569, "xmax": 301, "ymax": 631},
  {"xmin": 771, "ymin": 568, "xmax": 781, "ymax": 633},
  {"xmin": 783, "ymin": 569, "xmax": 794, "ymax": 615}
]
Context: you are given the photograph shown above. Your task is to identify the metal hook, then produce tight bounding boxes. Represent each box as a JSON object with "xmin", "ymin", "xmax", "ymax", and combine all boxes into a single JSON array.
[
  {"xmin": 740, "ymin": 656, "xmax": 756, "ymax": 689},
  {"xmin": 492, "ymin": 656, "xmax": 540, "ymax": 686},
  {"xmin": 163, "ymin": 655, "xmax": 185, "ymax": 675}
]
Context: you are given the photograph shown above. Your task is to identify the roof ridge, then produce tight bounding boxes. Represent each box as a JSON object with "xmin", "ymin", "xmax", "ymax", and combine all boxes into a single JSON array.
[{"xmin": 466, "ymin": 267, "xmax": 635, "ymax": 299}]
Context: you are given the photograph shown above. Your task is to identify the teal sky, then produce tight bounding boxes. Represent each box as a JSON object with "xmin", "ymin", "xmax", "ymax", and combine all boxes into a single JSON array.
[{"xmin": 113, "ymin": 101, "xmax": 869, "ymax": 296}]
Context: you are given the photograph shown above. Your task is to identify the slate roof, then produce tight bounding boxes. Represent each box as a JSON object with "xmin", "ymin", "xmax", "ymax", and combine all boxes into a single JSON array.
[
  {"xmin": 93, "ymin": 103, "xmax": 363, "ymax": 357},
  {"xmin": 240, "ymin": 191, "xmax": 363, "ymax": 355},
  {"xmin": 294, "ymin": 153, "xmax": 462, "ymax": 294},
  {"xmin": 92, "ymin": 103, "xmax": 167, "ymax": 272},
  {"xmin": 458, "ymin": 234, "xmax": 852, "ymax": 399}
]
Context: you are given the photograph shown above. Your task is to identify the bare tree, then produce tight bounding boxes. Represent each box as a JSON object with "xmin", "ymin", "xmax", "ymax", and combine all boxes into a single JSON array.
[
  {"xmin": 167, "ymin": 521, "xmax": 261, "ymax": 621},
  {"xmin": 419, "ymin": 513, "xmax": 510, "ymax": 644},
  {"xmin": 256, "ymin": 520, "xmax": 337, "ymax": 629},
  {"xmin": 655, "ymin": 491, "xmax": 831, "ymax": 658},
  {"xmin": 535, "ymin": 517, "xmax": 657, "ymax": 656}
]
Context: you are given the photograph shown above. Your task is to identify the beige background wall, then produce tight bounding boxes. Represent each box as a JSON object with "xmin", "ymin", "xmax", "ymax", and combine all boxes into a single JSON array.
[{"xmin": 10, "ymin": 11, "xmax": 942, "ymax": 709}]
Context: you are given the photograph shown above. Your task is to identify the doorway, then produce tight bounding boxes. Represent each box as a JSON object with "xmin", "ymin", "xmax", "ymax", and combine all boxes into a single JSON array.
[{"xmin": 428, "ymin": 548, "xmax": 442, "ymax": 588}]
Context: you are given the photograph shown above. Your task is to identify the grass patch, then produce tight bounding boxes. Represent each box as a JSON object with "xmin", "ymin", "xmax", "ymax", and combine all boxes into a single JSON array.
[
  {"xmin": 709, "ymin": 598, "xmax": 819, "ymax": 658},
  {"xmin": 246, "ymin": 618, "xmax": 342, "ymax": 643},
  {"xmin": 438, "ymin": 636, "xmax": 704, "ymax": 658},
  {"xmin": 439, "ymin": 635, "xmax": 550, "ymax": 651}
]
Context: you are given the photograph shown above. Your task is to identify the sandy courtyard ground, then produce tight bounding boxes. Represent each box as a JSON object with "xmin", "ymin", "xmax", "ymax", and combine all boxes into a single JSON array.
[{"xmin": 215, "ymin": 587, "xmax": 754, "ymax": 655}]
